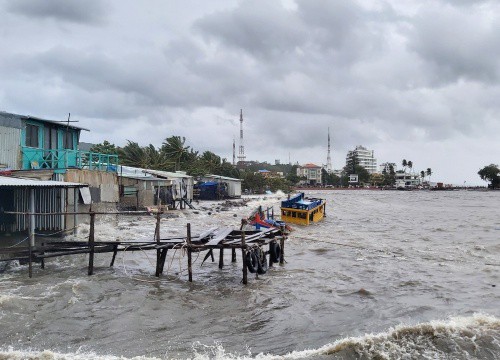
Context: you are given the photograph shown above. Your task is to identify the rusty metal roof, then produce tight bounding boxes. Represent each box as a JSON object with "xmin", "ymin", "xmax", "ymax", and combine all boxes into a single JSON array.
[{"xmin": 0, "ymin": 175, "xmax": 86, "ymax": 187}]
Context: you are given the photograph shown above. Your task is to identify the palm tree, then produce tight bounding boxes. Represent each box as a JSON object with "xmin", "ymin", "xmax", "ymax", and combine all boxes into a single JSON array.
[
  {"xmin": 402, "ymin": 159, "xmax": 407, "ymax": 173},
  {"xmin": 119, "ymin": 141, "xmax": 148, "ymax": 168},
  {"xmin": 145, "ymin": 144, "xmax": 169, "ymax": 170},
  {"xmin": 426, "ymin": 168, "xmax": 432, "ymax": 182},
  {"xmin": 407, "ymin": 160, "xmax": 413, "ymax": 174},
  {"xmin": 161, "ymin": 136, "xmax": 190, "ymax": 171}
]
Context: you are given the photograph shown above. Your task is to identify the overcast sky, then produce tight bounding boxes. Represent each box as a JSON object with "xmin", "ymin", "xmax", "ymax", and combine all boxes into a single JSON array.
[{"xmin": 1, "ymin": 0, "xmax": 499, "ymax": 185}]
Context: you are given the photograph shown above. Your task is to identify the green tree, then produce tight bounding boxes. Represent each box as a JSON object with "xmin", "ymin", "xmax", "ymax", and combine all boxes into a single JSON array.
[
  {"xmin": 402, "ymin": 159, "xmax": 407, "ymax": 173},
  {"xmin": 144, "ymin": 144, "xmax": 169, "ymax": 170},
  {"xmin": 478, "ymin": 164, "xmax": 500, "ymax": 188},
  {"xmin": 382, "ymin": 164, "xmax": 396, "ymax": 186},
  {"xmin": 118, "ymin": 141, "xmax": 148, "ymax": 168},
  {"xmin": 241, "ymin": 172, "xmax": 266, "ymax": 193},
  {"xmin": 286, "ymin": 165, "xmax": 300, "ymax": 185},
  {"xmin": 420, "ymin": 170, "xmax": 425, "ymax": 181},
  {"xmin": 426, "ymin": 168, "xmax": 432, "ymax": 182},
  {"xmin": 90, "ymin": 140, "xmax": 118, "ymax": 155},
  {"xmin": 161, "ymin": 136, "xmax": 190, "ymax": 171},
  {"xmin": 407, "ymin": 160, "xmax": 413, "ymax": 174}
]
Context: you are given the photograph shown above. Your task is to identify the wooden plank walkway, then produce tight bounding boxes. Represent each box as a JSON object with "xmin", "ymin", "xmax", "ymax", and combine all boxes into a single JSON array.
[{"xmin": 0, "ymin": 214, "xmax": 288, "ymax": 284}]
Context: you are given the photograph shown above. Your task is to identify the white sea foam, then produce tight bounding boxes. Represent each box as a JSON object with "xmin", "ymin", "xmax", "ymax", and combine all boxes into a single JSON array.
[{"xmin": 1, "ymin": 315, "xmax": 498, "ymax": 360}]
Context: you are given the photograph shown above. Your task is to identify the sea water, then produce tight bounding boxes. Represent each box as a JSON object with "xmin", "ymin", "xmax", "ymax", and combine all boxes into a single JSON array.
[{"xmin": 0, "ymin": 190, "xmax": 499, "ymax": 359}]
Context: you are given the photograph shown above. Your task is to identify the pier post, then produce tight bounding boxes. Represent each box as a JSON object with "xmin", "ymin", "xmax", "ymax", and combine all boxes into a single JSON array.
[
  {"xmin": 231, "ymin": 248, "xmax": 237, "ymax": 263},
  {"xmin": 110, "ymin": 244, "xmax": 118, "ymax": 267},
  {"xmin": 187, "ymin": 223, "xmax": 193, "ymax": 282},
  {"xmin": 88, "ymin": 211, "xmax": 95, "ymax": 275},
  {"xmin": 241, "ymin": 220, "xmax": 248, "ymax": 285},
  {"xmin": 279, "ymin": 233, "xmax": 285, "ymax": 265},
  {"xmin": 155, "ymin": 210, "xmax": 161, "ymax": 277},
  {"xmin": 219, "ymin": 248, "xmax": 224, "ymax": 269}
]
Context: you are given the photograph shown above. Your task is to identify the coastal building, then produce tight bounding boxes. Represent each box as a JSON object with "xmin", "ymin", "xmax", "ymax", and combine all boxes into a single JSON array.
[
  {"xmin": 0, "ymin": 175, "xmax": 87, "ymax": 241},
  {"xmin": 395, "ymin": 171, "xmax": 422, "ymax": 189},
  {"xmin": 117, "ymin": 166, "xmax": 172, "ymax": 210},
  {"xmin": 297, "ymin": 163, "xmax": 322, "ymax": 185},
  {"xmin": 0, "ymin": 111, "xmax": 119, "ymax": 211},
  {"xmin": 345, "ymin": 145, "xmax": 377, "ymax": 174},
  {"xmin": 200, "ymin": 174, "xmax": 242, "ymax": 198},
  {"xmin": 379, "ymin": 162, "xmax": 397, "ymax": 174},
  {"xmin": 142, "ymin": 169, "xmax": 194, "ymax": 207}
]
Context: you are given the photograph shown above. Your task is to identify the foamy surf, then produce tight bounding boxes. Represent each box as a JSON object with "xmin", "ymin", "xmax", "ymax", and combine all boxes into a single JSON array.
[{"xmin": 1, "ymin": 314, "xmax": 498, "ymax": 360}]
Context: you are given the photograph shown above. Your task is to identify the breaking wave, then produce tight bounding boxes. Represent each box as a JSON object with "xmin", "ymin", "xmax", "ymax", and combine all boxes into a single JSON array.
[{"xmin": 1, "ymin": 314, "xmax": 498, "ymax": 360}]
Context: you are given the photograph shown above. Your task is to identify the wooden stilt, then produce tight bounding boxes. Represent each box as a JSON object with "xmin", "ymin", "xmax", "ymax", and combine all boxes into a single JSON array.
[
  {"xmin": 232, "ymin": 248, "xmax": 237, "ymax": 263},
  {"xmin": 241, "ymin": 221, "xmax": 247, "ymax": 285},
  {"xmin": 187, "ymin": 223, "xmax": 193, "ymax": 282},
  {"xmin": 268, "ymin": 242, "xmax": 273, "ymax": 268},
  {"xmin": 155, "ymin": 210, "xmax": 161, "ymax": 277},
  {"xmin": 279, "ymin": 236, "xmax": 285, "ymax": 265},
  {"xmin": 88, "ymin": 211, "xmax": 95, "ymax": 275},
  {"xmin": 158, "ymin": 249, "xmax": 168, "ymax": 274},
  {"xmin": 28, "ymin": 235, "xmax": 33, "ymax": 278},
  {"xmin": 219, "ymin": 248, "xmax": 224, "ymax": 269},
  {"xmin": 110, "ymin": 244, "xmax": 118, "ymax": 267},
  {"xmin": 210, "ymin": 249, "xmax": 215, "ymax": 262},
  {"xmin": 40, "ymin": 242, "xmax": 45, "ymax": 269}
]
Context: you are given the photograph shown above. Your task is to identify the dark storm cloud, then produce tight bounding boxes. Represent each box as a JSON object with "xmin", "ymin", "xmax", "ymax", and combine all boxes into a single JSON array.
[
  {"xmin": 0, "ymin": 0, "xmax": 498, "ymax": 183},
  {"xmin": 6, "ymin": 0, "xmax": 109, "ymax": 25},
  {"xmin": 407, "ymin": 4, "xmax": 500, "ymax": 84},
  {"xmin": 194, "ymin": 1, "xmax": 307, "ymax": 59}
]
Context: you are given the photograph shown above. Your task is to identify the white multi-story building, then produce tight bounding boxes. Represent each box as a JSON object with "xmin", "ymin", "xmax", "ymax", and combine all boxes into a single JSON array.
[
  {"xmin": 379, "ymin": 162, "xmax": 396, "ymax": 174},
  {"xmin": 297, "ymin": 163, "xmax": 322, "ymax": 185},
  {"xmin": 345, "ymin": 145, "xmax": 377, "ymax": 174}
]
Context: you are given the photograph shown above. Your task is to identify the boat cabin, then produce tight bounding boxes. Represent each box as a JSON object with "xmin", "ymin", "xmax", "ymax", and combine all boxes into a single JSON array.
[{"xmin": 280, "ymin": 193, "xmax": 326, "ymax": 225}]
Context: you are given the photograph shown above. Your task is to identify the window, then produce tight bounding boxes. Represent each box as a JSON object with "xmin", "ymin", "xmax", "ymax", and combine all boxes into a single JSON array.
[
  {"xmin": 25, "ymin": 124, "xmax": 39, "ymax": 148},
  {"xmin": 63, "ymin": 131, "xmax": 74, "ymax": 149}
]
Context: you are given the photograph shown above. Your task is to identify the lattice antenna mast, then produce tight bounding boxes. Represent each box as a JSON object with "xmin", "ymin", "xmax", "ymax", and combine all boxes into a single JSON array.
[
  {"xmin": 326, "ymin": 127, "xmax": 333, "ymax": 174},
  {"xmin": 238, "ymin": 109, "xmax": 246, "ymax": 163},
  {"xmin": 232, "ymin": 137, "xmax": 236, "ymax": 165}
]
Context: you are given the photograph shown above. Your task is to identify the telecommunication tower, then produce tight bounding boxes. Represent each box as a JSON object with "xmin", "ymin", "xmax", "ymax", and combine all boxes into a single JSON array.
[
  {"xmin": 238, "ymin": 109, "xmax": 246, "ymax": 163},
  {"xmin": 232, "ymin": 137, "xmax": 236, "ymax": 165},
  {"xmin": 326, "ymin": 127, "xmax": 333, "ymax": 174}
]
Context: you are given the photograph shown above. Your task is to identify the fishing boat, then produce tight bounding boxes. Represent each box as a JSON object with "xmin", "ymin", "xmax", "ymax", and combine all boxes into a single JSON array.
[
  {"xmin": 280, "ymin": 192, "xmax": 326, "ymax": 225},
  {"xmin": 247, "ymin": 206, "xmax": 292, "ymax": 232}
]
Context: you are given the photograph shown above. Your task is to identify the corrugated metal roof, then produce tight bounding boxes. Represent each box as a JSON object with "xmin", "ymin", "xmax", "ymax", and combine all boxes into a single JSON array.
[
  {"xmin": 203, "ymin": 174, "xmax": 242, "ymax": 182},
  {"xmin": 0, "ymin": 111, "xmax": 89, "ymax": 131},
  {"xmin": 0, "ymin": 175, "xmax": 86, "ymax": 187},
  {"xmin": 144, "ymin": 169, "xmax": 193, "ymax": 179}
]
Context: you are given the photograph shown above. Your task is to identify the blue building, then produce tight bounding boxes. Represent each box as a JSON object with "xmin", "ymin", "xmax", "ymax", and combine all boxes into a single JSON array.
[{"xmin": 0, "ymin": 111, "xmax": 117, "ymax": 173}]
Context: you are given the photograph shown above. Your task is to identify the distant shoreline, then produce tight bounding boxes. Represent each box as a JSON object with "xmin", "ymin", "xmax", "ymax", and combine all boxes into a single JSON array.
[{"xmin": 291, "ymin": 186, "xmax": 490, "ymax": 192}]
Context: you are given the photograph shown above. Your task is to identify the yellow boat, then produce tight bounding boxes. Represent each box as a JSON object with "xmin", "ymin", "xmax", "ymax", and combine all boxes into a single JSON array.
[{"xmin": 280, "ymin": 193, "xmax": 326, "ymax": 226}]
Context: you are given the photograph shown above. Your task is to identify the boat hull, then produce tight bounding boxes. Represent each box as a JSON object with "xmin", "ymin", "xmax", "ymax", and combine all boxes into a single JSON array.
[{"xmin": 280, "ymin": 202, "xmax": 326, "ymax": 225}]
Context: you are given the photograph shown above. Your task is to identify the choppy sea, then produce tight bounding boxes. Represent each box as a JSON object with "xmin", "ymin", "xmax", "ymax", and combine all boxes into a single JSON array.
[{"xmin": 1, "ymin": 190, "xmax": 499, "ymax": 359}]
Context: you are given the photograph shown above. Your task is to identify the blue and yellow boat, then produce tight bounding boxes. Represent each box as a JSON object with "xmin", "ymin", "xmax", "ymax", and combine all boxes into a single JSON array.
[{"xmin": 280, "ymin": 193, "xmax": 326, "ymax": 226}]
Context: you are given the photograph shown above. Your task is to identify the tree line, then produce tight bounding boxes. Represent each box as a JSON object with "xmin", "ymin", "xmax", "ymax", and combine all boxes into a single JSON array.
[{"xmin": 89, "ymin": 137, "xmax": 292, "ymax": 193}]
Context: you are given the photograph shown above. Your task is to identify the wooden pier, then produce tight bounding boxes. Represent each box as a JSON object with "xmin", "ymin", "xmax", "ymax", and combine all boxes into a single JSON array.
[{"xmin": 0, "ymin": 210, "xmax": 287, "ymax": 284}]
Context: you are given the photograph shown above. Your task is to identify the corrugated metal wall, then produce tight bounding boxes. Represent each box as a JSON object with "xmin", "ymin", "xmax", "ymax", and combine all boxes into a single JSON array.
[
  {"xmin": 0, "ymin": 125, "xmax": 21, "ymax": 169},
  {"xmin": 0, "ymin": 188, "xmax": 64, "ymax": 233}
]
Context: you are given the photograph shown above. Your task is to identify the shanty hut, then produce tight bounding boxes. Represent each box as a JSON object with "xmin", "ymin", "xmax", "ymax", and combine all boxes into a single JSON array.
[
  {"xmin": 201, "ymin": 174, "xmax": 242, "ymax": 198},
  {"xmin": 117, "ymin": 166, "xmax": 172, "ymax": 210},
  {"xmin": 141, "ymin": 170, "xmax": 194, "ymax": 208},
  {"xmin": 0, "ymin": 175, "xmax": 87, "ymax": 246}
]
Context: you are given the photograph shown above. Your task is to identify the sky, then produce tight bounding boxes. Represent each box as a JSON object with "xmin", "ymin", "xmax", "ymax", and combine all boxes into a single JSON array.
[{"xmin": 1, "ymin": 0, "xmax": 499, "ymax": 185}]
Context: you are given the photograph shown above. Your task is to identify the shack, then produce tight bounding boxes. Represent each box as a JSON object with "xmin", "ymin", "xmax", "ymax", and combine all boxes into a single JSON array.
[
  {"xmin": 142, "ymin": 169, "xmax": 194, "ymax": 208},
  {"xmin": 0, "ymin": 111, "xmax": 119, "ymax": 212},
  {"xmin": 201, "ymin": 174, "xmax": 242, "ymax": 198},
  {"xmin": 117, "ymin": 166, "xmax": 172, "ymax": 210},
  {"xmin": 0, "ymin": 175, "xmax": 87, "ymax": 245}
]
